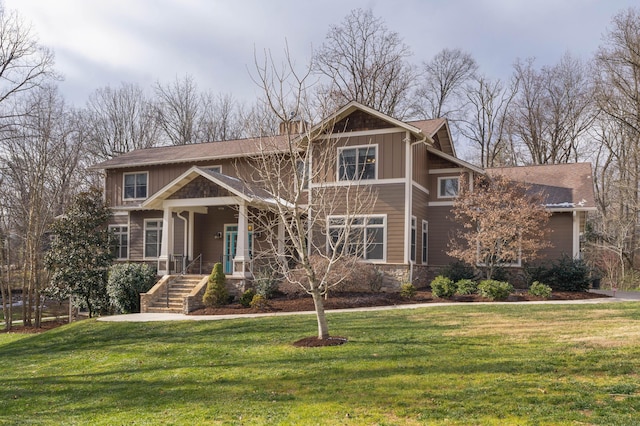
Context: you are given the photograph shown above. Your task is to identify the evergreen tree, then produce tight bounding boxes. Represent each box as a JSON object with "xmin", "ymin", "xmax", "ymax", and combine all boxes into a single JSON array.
[{"xmin": 45, "ymin": 188, "xmax": 113, "ymax": 318}]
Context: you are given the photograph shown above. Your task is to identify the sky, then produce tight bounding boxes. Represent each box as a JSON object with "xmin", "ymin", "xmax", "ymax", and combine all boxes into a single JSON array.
[{"xmin": 4, "ymin": 0, "xmax": 639, "ymax": 107}]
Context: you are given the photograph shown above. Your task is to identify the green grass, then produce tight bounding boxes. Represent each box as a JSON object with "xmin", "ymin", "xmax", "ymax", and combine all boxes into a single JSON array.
[{"xmin": 2, "ymin": 303, "xmax": 640, "ymax": 425}]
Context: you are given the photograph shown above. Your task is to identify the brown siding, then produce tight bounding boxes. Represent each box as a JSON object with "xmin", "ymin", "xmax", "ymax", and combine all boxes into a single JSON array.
[
  {"xmin": 373, "ymin": 184, "xmax": 406, "ymax": 263},
  {"xmin": 538, "ymin": 212, "xmax": 573, "ymax": 261},
  {"xmin": 193, "ymin": 206, "xmax": 237, "ymax": 270},
  {"xmin": 425, "ymin": 205, "xmax": 459, "ymax": 267},
  {"xmin": 413, "ymin": 143, "xmax": 429, "ymax": 188},
  {"xmin": 129, "ymin": 210, "xmax": 163, "ymax": 260},
  {"xmin": 412, "ymin": 187, "xmax": 429, "ymax": 265}
]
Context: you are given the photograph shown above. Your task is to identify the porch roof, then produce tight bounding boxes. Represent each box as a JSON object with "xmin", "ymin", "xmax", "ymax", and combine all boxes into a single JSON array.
[{"xmin": 142, "ymin": 166, "xmax": 288, "ymax": 209}]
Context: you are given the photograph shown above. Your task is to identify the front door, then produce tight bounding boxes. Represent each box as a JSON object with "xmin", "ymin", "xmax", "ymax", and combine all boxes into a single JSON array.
[{"xmin": 223, "ymin": 225, "xmax": 253, "ymax": 274}]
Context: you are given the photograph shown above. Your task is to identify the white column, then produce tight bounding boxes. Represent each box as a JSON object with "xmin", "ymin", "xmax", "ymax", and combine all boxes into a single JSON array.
[
  {"xmin": 404, "ymin": 132, "xmax": 412, "ymax": 264},
  {"xmin": 278, "ymin": 217, "xmax": 286, "ymax": 267},
  {"xmin": 233, "ymin": 202, "xmax": 251, "ymax": 277},
  {"xmin": 158, "ymin": 207, "xmax": 173, "ymax": 275},
  {"xmin": 188, "ymin": 210, "xmax": 195, "ymax": 261}
]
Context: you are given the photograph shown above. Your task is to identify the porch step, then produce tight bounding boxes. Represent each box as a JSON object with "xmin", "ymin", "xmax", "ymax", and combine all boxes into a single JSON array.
[{"xmin": 145, "ymin": 275, "xmax": 205, "ymax": 314}]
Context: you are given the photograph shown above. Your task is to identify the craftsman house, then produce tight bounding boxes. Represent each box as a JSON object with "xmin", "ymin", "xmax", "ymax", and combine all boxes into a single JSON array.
[{"xmin": 94, "ymin": 101, "xmax": 596, "ymax": 312}]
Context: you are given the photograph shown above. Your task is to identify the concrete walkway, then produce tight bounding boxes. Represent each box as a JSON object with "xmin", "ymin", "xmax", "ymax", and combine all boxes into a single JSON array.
[{"xmin": 97, "ymin": 290, "xmax": 640, "ymax": 323}]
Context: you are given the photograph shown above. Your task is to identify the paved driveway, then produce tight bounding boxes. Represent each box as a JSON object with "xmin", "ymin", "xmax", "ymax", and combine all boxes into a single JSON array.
[{"xmin": 590, "ymin": 289, "xmax": 640, "ymax": 300}]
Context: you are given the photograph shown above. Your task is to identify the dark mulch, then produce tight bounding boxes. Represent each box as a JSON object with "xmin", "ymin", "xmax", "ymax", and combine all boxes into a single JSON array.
[
  {"xmin": 292, "ymin": 336, "xmax": 348, "ymax": 347},
  {"xmin": 0, "ymin": 320, "xmax": 68, "ymax": 334},
  {"xmin": 190, "ymin": 290, "xmax": 607, "ymax": 316}
]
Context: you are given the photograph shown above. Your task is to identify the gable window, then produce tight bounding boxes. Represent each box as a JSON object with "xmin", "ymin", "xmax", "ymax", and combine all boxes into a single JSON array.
[
  {"xmin": 328, "ymin": 215, "xmax": 385, "ymax": 261},
  {"xmin": 204, "ymin": 165, "xmax": 222, "ymax": 173},
  {"xmin": 438, "ymin": 176, "xmax": 459, "ymax": 198},
  {"xmin": 338, "ymin": 145, "xmax": 377, "ymax": 181},
  {"xmin": 124, "ymin": 172, "xmax": 148, "ymax": 200},
  {"xmin": 109, "ymin": 225, "xmax": 128, "ymax": 260},
  {"xmin": 411, "ymin": 216, "xmax": 416, "ymax": 262},
  {"xmin": 422, "ymin": 220, "xmax": 428, "ymax": 264},
  {"xmin": 144, "ymin": 219, "xmax": 163, "ymax": 259}
]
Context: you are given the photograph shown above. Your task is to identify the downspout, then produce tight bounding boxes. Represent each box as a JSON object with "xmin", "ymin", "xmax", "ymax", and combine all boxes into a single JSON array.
[{"xmin": 405, "ymin": 133, "xmax": 428, "ymax": 283}]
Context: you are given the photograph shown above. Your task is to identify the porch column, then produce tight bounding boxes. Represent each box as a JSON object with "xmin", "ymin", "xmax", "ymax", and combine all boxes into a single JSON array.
[
  {"xmin": 188, "ymin": 210, "xmax": 195, "ymax": 261},
  {"xmin": 277, "ymin": 217, "xmax": 286, "ymax": 268},
  {"xmin": 233, "ymin": 201, "xmax": 252, "ymax": 277},
  {"xmin": 158, "ymin": 207, "xmax": 174, "ymax": 275}
]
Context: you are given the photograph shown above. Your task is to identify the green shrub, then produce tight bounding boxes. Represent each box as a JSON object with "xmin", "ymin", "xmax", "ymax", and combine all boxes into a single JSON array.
[
  {"xmin": 249, "ymin": 294, "xmax": 268, "ymax": 309},
  {"xmin": 107, "ymin": 263, "xmax": 156, "ymax": 313},
  {"xmin": 203, "ymin": 263, "xmax": 228, "ymax": 307},
  {"xmin": 253, "ymin": 270, "xmax": 280, "ymax": 299},
  {"xmin": 527, "ymin": 255, "xmax": 590, "ymax": 292},
  {"xmin": 239, "ymin": 289, "xmax": 256, "ymax": 307},
  {"xmin": 529, "ymin": 281, "xmax": 552, "ymax": 299},
  {"xmin": 478, "ymin": 280, "xmax": 513, "ymax": 301},
  {"xmin": 400, "ymin": 282, "xmax": 416, "ymax": 299},
  {"xmin": 455, "ymin": 279, "xmax": 478, "ymax": 295},
  {"xmin": 430, "ymin": 275, "xmax": 457, "ymax": 299},
  {"xmin": 439, "ymin": 261, "xmax": 475, "ymax": 282}
]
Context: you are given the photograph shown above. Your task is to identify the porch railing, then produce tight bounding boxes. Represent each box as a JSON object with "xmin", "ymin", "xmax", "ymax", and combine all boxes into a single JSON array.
[{"xmin": 182, "ymin": 253, "xmax": 203, "ymax": 275}]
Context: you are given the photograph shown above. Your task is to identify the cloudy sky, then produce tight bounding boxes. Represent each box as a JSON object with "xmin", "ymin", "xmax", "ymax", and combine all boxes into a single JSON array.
[{"xmin": 4, "ymin": 0, "xmax": 638, "ymax": 107}]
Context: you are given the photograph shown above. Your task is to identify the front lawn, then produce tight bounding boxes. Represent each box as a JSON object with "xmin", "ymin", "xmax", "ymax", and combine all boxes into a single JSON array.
[{"xmin": 1, "ymin": 302, "xmax": 639, "ymax": 425}]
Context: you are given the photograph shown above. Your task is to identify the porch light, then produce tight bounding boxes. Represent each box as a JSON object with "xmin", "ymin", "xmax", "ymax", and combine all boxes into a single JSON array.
[
  {"xmin": 214, "ymin": 232, "xmax": 222, "ymax": 239},
  {"xmin": 248, "ymin": 224, "xmax": 253, "ymax": 231}
]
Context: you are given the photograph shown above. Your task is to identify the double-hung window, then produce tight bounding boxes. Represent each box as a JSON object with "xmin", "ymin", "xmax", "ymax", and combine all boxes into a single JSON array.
[
  {"xmin": 422, "ymin": 220, "xmax": 428, "ymax": 264},
  {"xmin": 328, "ymin": 215, "xmax": 385, "ymax": 261},
  {"xmin": 124, "ymin": 172, "xmax": 148, "ymax": 200},
  {"xmin": 338, "ymin": 145, "xmax": 377, "ymax": 181},
  {"xmin": 109, "ymin": 225, "xmax": 129, "ymax": 260},
  {"xmin": 144, "ymin": 220, "xmax": 163, "ymax": 259}
]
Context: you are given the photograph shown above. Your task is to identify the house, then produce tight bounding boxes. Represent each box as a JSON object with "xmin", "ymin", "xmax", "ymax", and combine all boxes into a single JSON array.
[{"xmin": 94, "ymin": 101, "xmax": 596, "ymax": 311}]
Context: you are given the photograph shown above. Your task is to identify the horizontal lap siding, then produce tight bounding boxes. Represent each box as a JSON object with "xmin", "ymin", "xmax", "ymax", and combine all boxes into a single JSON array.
[
  {"xmin": 538, "ymin": 212, "xmax": 573, "ymax": 261},
  {"xmin": 413, "ymin": 187, "xmax": 429, "ymax": 265},
  {"xmin": 374, "ymin": 183, "xmax": 406, "ymax": 264},
  {"xmin": 129, "ymin": 210, "xmax": 163, "ymax": 261},
  {"xmin": 426, "ymin": 205, "xmax": 459, "ymax": 267}
]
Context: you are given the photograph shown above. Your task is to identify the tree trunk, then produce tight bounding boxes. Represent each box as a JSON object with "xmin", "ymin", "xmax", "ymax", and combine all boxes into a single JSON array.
[{"xmin": 310, "ymin": 288, "xmax": 330, "ymax": 340}]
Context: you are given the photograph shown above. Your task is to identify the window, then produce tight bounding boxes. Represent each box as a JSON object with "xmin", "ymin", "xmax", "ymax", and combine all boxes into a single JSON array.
[
  {"xmin": 411, "ymin": 216, "xmax": 416, "ymax": 262},
  {"xmin": 124, "ymin": 172, "xmax": 148, "ymax": 199},
  {"xmin": 328, "ymin": 215, "xmax": 385, "ymax": 261},
  {"xmin": 296, "ymin": 159, "xmax": 309, "ymax": 190},
  {"xmin": 422, "ymin": 220, "xmax": 428, "ymax": 264},
  {"xmin": 438, "ymin": 176, "xmax": 459, "ymax": 198},
  {"xmin": 144, "ymin": 220, "xmax": 163, "ymax": 259},
  {"xmin": 338, "ymin": 145, "xmax": 377, "ymax": 181},
  {"xmin": 109, "ymin": 225, "xmax": 128, "ymax": 259},
  {"xmin": 204, "ymin": 165, "xmax": 222, "ymax": 173}
]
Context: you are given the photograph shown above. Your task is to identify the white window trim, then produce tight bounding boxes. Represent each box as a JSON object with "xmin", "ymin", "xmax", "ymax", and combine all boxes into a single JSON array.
[
  {"xmin": 109, "ymin": 225, "xmax": 129, "ymax": 260},
  {"xmin": 327, "ymin": 214, "xmax": 387, "ymax": 263},
  {"xmin": 123, "ymin": 171, "xmax": 149, "ymax": 201},
  {"xmin": 410, "ymin": 216, "xmax": 417, "ymax": 262},
  {"xmin": 422, "ymin": 220, "xmax": 428, "ymax": 264},
  {"xmin": 437, "ymin": 176, "xmax": 460, "ymax": 199},
  {"xmin": 337, "ymin": 144, "xmax": 379, "ymax": 182},
  {"xmin": 143, "ymin": 218, "xmax": 163, "ymax": 260}
]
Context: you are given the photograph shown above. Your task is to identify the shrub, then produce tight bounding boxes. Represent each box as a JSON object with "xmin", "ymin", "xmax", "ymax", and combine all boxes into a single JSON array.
[
  {"xmin": 439, "ymin": 261, "xmax": 475, "ymax": 282},
  {"xmin": 239, "ymin": 289, "xmax": 256, "ymax": 307},
  {"xmin": 249, "ymin": 294, "xmax": 268, "ymax": 309},
  {"xmin": 400, "ymin": 282, "xmax": 416, "ymax": 299},
  {"xmin": 529, "ymin": 281, "xmax": 552, "ymax": 299},
  {"xmin": 455, "ymin": 279, "xmax": 478, "ymax": 295},
  {"xmin": 253, "ymin": 269, "xmax": 280, "ymax": 299},
  {"xmin": 203, "ymin": 263, "xmax": 228, "ymax": 307},
  {"xmin": 107, "ymin": 263, "xmax": 156, "ymax": 313},
  {"xmin": 478, "ymin": 280, "xmax": 513, "ymax": 300},
  {"xmin": 430, "ymin": 275, "xmax": 457, "ymax": 299},
  {"xmin": 527, "ymin": 255, "xmax": 591, "ymax": 292}
]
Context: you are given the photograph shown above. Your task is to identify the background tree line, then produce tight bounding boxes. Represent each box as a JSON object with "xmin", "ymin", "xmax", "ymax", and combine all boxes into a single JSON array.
[{"xmin": 2, "ymin": 4, "xmax": 640, "ymax": 327}]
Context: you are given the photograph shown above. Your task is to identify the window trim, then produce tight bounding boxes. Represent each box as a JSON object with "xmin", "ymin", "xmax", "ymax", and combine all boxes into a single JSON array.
[
  {"xmin": 337, "ymin": 144, "xmax": 378, "ymax": 182},
  {"xmin": 123, "ymin": 171, "xmax": 149, "ymax": 200},
  {"xmin": 437, "ymin": 176, "xmax": 460, "ymax": 198},
  {"xmin": 327, "ymin": 214, "xmax": 387, "ymax": 263},
  {"xmin": 143, "ymin": 219, "xmax": 163, "ymax": 260},
  {"xmin": 422, "ymin": 220, "xmax": 428, "ymax": 264},
  {"xmin": 109, "ymin": 225, "xmax": 129, "ymax": 260}
]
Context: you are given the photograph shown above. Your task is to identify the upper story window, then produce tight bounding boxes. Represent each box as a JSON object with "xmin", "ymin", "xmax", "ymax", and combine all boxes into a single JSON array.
[
  {"xmin": 123, "ymin": 172, "xmax": 148, "ymax": 200},
  {"xmin": 438, "ymin": 176, "xmax": 459, "ymax": 198},
  {"xmin": 338, "ymin": 145, "xmax": 377, "ymax": 181}
]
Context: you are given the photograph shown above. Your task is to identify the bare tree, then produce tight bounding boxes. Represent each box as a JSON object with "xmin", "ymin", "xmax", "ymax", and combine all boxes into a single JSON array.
[
  {"xmin": 448, "ymin": 174, "xmax": 551, "ymax": 280},
  {"xmin": 460, "ymin": 75, "xmax": 518, "ymax": 167},
  {"xmin": 312, "ymin": 8, "xmax": 416, "ymax": 118},
  {"xmin": 83, "ymin": 82, "xmax": 160, "ymax": 161},
  {"xmin": 413, "ymin": 48, "xmax": 478, "ymax": 120},
  {"xmin": 244, "ymin": 47, "xmax": 377, "ymax": 340},
  {"xmin": 590, "ymin": 7, "xmax": 640, "ymax": 277},
  {"xmin": 508, "ymin": 55, "xmax": 595, "ymax": 164},
  {"xmin": 154, "ymin": 75, "xmax": 201, "ymax": 145},
  {"xmin": 0, "ymin": 85, "xmax": 83, "ymax": 327},
  {"xmin": 198, "ymin": 92, "xmax": 246, "ymax": 141}
]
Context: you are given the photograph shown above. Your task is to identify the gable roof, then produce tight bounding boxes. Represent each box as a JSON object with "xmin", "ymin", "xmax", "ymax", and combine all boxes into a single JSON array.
[
  {"xmin": 93, "ymin": 102, "xmax": 447, "ymax": 170},
  {"xmin": 486, "ymin": 163, "xmax": 596, "ymax": 211},
  {"xmin": 143, "ymin": 167, "xmax": 284, "ymax": 209}
]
